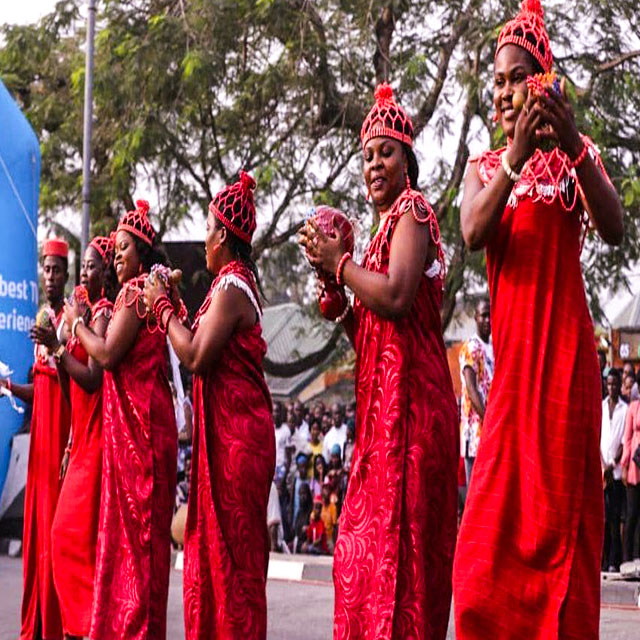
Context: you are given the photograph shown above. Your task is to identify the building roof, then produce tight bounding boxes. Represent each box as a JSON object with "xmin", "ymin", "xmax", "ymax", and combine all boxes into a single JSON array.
[
  {"xmin": 612, "ymin": 293, "xmax": 640, "ymax": 330},
  {"xmin": 262, "ymin": 302, "xmax": 336, "ymax": 399}
]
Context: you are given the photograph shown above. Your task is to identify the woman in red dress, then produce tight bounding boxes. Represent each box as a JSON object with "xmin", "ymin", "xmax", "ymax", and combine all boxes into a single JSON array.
[
  {"xmin": 453, "ymin": 2, "xmax": 624, "ymax": 638},
  {"xmin": 64, "ymin": 201, "xmax": 177, "ymax": 640},
  {"xmin": 7, "ymin": 238, "xmax": 71, "ymax": 640},
  {"xmin": 40, "ymin": 236, "xmax": 114, "ymax": 639},
  {"xmin": 301, "ymin": 85, "xmax": 458, "ymax": 639},
  {"xmin": 144, "ymin": 173, "xmax": 275, "ymax": 640}
]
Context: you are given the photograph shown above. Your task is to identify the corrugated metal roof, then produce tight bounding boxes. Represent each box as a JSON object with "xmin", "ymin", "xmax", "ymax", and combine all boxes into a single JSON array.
[
  {"xmin": 262, "ymin": 303, "xmax": 336, "ymax": 398},
  {"xmin": 612, "ymin": 293, "xmax": 640, "ymax": 330}
]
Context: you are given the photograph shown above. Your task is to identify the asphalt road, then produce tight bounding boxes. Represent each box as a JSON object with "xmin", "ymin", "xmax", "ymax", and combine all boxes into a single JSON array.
[{"xmin": 0, "ymin": 556, "xmax": 638, "ymax": 639}]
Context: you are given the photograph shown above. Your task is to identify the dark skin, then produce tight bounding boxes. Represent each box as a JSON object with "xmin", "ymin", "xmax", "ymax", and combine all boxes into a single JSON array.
[
  {"xmin": 33, "ymin": 246, "xmax": 110, "ymax": 479},
  {"xmin": 300, "ymin": 137, "xmax": 435, "ymax": 342},
  {"xmin": 64, "ymin": 230, "xmax": 145, "ymax": 370},
  {"xmin": 0, "ymin": 255, "xmax": 68, "ymax": 404},
  {"xmin": 143, "ymin": 211, "xmax": 257, "ymax": 375},
  {"xmin": 461, "ymin": 44, "xmax": 624, "ymax": 250},
  {"xmin": 463, "ymin": 299, "xmax": 492, "ymax": 420}
]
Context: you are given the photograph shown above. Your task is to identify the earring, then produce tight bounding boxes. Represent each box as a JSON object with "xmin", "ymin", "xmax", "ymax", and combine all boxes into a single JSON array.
[
  {"xmin": 405, "ymin": 174, "xmax": 411, "ymax": 190},
  {"xmin": 492, "ymin": 111, "xmax": 499, "ymax": 123},
  {"xmin": 365, "ymin": 186, "xmax": 371, "ymax": 202}
]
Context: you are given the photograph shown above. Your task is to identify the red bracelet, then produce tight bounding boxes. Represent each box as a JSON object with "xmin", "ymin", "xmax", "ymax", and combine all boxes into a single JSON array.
[
  {"xmin": 159, "ymin": 307, "xmax": 175, "ymax": 333},
  {"xmin": 153, "ymin": 295, "xmax": 174, "ymax": 333},
  {"xmin": 570, "ymin": 143, "xmax": 589, "ymax": 169},
  {"xmin": 177, "ymin": 300, "xmax": 188, "ymax": 323},
  {"xmin": 6, "ymin": 378, "xmax": 12, "ymax": 393},
  {"xmin": 335, "ymin": 252, "xmax": 352, "ymax": 286}
]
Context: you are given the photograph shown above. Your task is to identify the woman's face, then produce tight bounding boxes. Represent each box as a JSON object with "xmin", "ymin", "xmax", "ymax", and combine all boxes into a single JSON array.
[
  {"xmin": 363, "ymin": 137, "xmax": 407, "ymax": 211},
  {"xmin": 315, "ymin": 455, "xmax": 325, "ymax": 477},
  {"xmin": 493, "ymin": 44, "xmax": 537, "ymax": 140},
  {"xmin": 81, "ymin": 246, "xmax": 104, "ymax": 302},
  {"xmin": 205, "ymin": 210, "xmax": 225, "ymax": 274},
  {"xmin": 114, "ymin": 230, "xmax": 141, "ymax": 284}
]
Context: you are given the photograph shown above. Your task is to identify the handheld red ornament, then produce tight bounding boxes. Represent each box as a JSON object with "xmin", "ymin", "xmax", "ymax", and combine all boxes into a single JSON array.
[{"xmin": 307, "ymin": 206, "xmax": 355, "ymax": 321}]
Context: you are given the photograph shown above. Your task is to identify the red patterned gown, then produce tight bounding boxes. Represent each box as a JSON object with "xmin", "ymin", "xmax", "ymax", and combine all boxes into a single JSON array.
[
  {"xmin": 89, "ymin": 278, "xmax": 177, "ymax": 640},
  {"xmin": 51, "ymin": 299, "xmax": 112, "ymax": 637},
  {"xmin": 183, "ymin": 261, "xmax": 275, "ymax": 640},
  {"xmin": 333, "ymin": 189, "xmax": 459, "ymax": 640},
  {"xmin": 454, "ymin": 139, "xmax": 607, "ymax": 639},
  {"xmin": 20, "ymin": 310, "xmax": 71, "ymax": 640}
]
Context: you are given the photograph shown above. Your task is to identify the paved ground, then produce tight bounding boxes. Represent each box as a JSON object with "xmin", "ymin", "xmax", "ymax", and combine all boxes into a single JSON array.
[{"xmin": 1, "ymin": 555, "xmax": 638, "ymax": 639}]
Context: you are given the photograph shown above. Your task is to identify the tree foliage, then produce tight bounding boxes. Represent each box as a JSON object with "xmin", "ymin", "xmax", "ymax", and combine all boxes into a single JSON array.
[{"xmin": 1, "ymin": 0, "xmax": 639, "ymax": 345}]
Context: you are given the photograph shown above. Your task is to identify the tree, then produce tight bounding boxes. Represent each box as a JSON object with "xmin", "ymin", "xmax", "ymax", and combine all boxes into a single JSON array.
[{"xmin": 1, "ymin": 0, "xmax": 639, "ymax": 373}]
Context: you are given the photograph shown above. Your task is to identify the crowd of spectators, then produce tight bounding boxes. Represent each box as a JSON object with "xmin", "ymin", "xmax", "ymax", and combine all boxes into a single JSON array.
[
  {"xmin": 600, "ymin": 361, "xmax": 640, "ymax": 572},
  {"xmin": 269, "ymin": 398, "xmax": 356, "ymax": 555}
]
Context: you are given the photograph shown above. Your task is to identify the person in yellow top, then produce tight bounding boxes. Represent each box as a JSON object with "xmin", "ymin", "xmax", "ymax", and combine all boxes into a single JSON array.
[{"xmin": 320, "ymin": 483, "xmax": 338, "ymax": 553}]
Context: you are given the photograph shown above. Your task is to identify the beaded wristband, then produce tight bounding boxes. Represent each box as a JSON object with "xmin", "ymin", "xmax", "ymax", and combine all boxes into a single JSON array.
[
  {"xmin": 153, "ymin": 295, "xmax": 175, "ymax": 333},
  {"xmin": 177, "ymin": 300, "xmax": 189, "ymax": 323},
  {"xmin": 158, "ymin": 307, "xmax": 175, "ymax": 333},
  {"xmin": 71, "ymin": 316, "xmax": 85, "ymax": 338},
  {"xmin": 335, "ymin": 252, "xmax": 352, "ymax": 286},
  {"xmin": 501, "ymin": 152, "xmax": 521, "ymax": 182},
  {"xmin": 570, "ymin": 144, "xmax": 589, "ymax": 169},
  {"xmin": 334, "ymin": 302, "xmax": 351, "ymax": 324}
]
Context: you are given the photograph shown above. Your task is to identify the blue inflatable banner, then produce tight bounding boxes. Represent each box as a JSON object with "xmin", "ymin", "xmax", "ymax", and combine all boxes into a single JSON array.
[{"xmin": 0, "ymin": 79, "xmax": 40, "ymax": 497}]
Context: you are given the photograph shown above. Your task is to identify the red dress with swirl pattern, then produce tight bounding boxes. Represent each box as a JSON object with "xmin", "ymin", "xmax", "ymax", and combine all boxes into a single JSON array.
[
  {"xmin": 183, "ymin": 261, "xmax": 275, "ymax": 640},
  {"xmin": 333, "ymin": 189, "xmax": 459, "ymax": 640},
  {"xmin": 51, "ymin": 299, "xmax": 112, "ymax": 637},
  {"xmin": 20, "ymin": 310, "xmax": 71, "ymax": 640},
  {"xmin": 89, "ymin": 279, "xmax": 177, "ymax": 640},
  {"xmin": 453, "ymin": 140, "xmax": 606, "ymax": 639}
]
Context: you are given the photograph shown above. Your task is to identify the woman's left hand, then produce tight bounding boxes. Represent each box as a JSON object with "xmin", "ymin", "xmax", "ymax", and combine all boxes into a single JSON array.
[
  {"xmin": 143, "ymin": 278, "xmax": 167, "ymax": 314},
  {"xmin": 535, "ymin": 78, "xmax": 583, "ymax": 159},
  {"xmin": 62, "ymin": 299, "xmax": 81, "ymax": 330},
  {"xmin": 30, "ymin": 324, "xmax": 59, "ymax": 351},
  {"xmin": 299, "ymin": 218, "xmax": 345, "ymax": 276}
]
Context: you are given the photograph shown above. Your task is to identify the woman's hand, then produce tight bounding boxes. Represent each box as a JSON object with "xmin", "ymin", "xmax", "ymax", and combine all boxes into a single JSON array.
[
  {"xmin": 62, "ymin": 299, "xmax": 81, "ymax": 330},
  {"xmin": 30, "ymin": 325, "xmax": 60, "ymax": 352},
  {"xmin": 508, "ymin": 92, "xmax": 545, "ymax": 171},
  {"xmin": 143, "ymin": 278, "xmax": 168, "ymax": 314},
  {"xmin": 299, "ymin": 218, "xmax": 345, "ymax": 276},
  {"xmin": 535, "ymin": 78, "xmax": 583, "ymax": 159}
]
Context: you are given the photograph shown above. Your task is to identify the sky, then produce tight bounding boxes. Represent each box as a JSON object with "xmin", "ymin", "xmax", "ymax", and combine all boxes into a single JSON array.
[
  {"xmin": 0, "ymin": 2, "xmax": 58, "ymax": 28},
  {"xmin": 1, "ymin": 2, "xmax": 638, "ymax": 325}
]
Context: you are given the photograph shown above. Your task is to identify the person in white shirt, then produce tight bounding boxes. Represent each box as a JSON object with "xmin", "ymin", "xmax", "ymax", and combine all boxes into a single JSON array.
[
  {"xmin": 601, "ymin": 368, "xmax": 628, "ymax": 572},
  {"xmin": 323, "ymin": 402, "xmax": 348, "ymax": 463},
  {"xmin": 274, "ymin": 401, "xmax": 292, "ymax": 473},
  {"xmin": 293, "ymin": 400, "xmax": 310, "ymax": 442}
]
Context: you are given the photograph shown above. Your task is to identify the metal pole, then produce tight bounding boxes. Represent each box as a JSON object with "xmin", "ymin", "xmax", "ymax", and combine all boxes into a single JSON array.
[{"xmin": 80, "ymin": 0, "xmax": 97, "ymax": 255}]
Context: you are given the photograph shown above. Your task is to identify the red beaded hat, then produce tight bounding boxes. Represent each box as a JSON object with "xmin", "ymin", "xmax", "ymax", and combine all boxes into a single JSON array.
[
  {"xmin": 496, "ymin": 0, "xmax": 553, "ymax": 73},
  {"xmin": 208, "ymin": 171, "xmax": 257, "ymax": 244},
  {"xmin": 42, "ymin": 238, "xmax": 68, "ymax": 258},
  {"xmin": 117, "ymin": 199, "xmax": 156, "ymax": 246},
  {"xmin": 360, "ymin": 83, "xmax": 414, "ymax": 149},
  {"xmin": 89, "ymin": 234, "xmax": 115, "ymax": 267}
]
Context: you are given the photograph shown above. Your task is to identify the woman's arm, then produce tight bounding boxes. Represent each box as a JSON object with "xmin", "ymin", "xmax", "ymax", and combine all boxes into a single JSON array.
[
  {"xmin": 66, "ymin": 299, "xmax": 142, "ymax": 371},
  {"xmin": 461, "ymin": 94, "xmax": 543, "ymax": 250},
  {"xmin": 538, "ymin": 86, "xmax": 623, "ymax": 245},
  {"xmin": 58, "ymin": 314, "xmax": 109, "ymax": 394},
  {"xmin": 620, "ymin": 403, "xmax": 635, "ymax": 469},
  {"xmin": 306, "ymin": 212, "xmax": 432, "ymax": 320},
  {"xmin": 0, "ymin": 379, "xmax": 33, "ymax": 404},
  {"xmin": 145, "ymin": 281, "xmax": 255, "ymax": 375}
]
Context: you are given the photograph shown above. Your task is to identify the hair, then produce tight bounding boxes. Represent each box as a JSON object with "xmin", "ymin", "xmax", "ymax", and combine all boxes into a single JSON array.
[
  {"xmin": 133, "ymin": 236, "xmax": 170, "ymax": 273},
  {"xmin": 215, "ymin": 217, "xmax": 266, "ymax": 300},
  {"xmin": 607, "ymin": 367, "xmax": 622, "ymax": 384},
  {"xmin": 313, "ymin": 454, "xmax": 327, "ymax": 480},
  {"xmin": 403, "ymin": 144, "xmax": 419, "ymax": 189}
]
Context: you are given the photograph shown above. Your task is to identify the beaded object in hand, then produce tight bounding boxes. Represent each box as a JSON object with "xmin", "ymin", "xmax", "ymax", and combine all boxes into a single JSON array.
[
  {"xmin": 306, "ymin": 205, "xmax": 354, "ymax": 321},
  {"xmin": 526, "ymin": 72, "xmax": 561, "ymax": 98}
]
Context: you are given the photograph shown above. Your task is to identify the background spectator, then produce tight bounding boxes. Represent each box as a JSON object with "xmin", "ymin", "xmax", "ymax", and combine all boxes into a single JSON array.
[
  {"xmin": 600, "ymin": 368, "xmax": 627, "ymax": 571},
  {"xmin": 622, "ymin": 398, "xmax": 640, "ymax": 562},
  {"xmin": 302, "ymin": 498, "xmax": 328, "ymax": 555},
  {"xmin": 323, "ymin": 403, "xmax": 348, "ymax": 462},
  {"xmin": 320, "ymin": 484, "xmax": 338, "ymax": 553}
]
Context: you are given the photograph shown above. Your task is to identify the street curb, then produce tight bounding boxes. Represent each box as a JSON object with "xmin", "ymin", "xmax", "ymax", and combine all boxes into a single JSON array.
[{"xmin": 601, "ymin": 573, "xmax": 640, "ymax": 607}]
